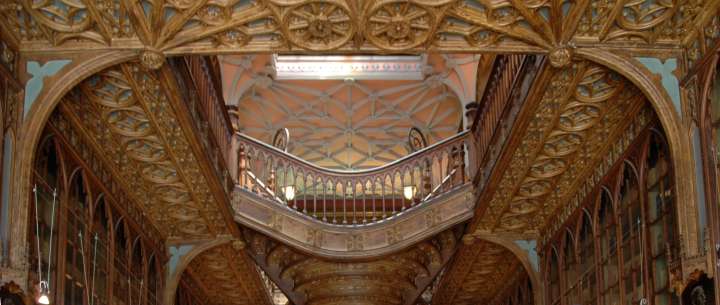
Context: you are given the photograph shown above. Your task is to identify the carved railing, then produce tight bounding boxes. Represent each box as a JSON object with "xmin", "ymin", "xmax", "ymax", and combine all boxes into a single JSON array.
[
  {"xmin": 235, "ymin": 131, "xmax": 472, "ymax": 226},
  {"xmin": 470, "ymin": 54, "xmax": 541, "ymax": 186},
  {"xmin": 183, "ymin": 56, "xmax": 233, "ymax": 164},
  {"xmin": 172, "ymin": 56, "xmax": 235, "ymax": 194}
]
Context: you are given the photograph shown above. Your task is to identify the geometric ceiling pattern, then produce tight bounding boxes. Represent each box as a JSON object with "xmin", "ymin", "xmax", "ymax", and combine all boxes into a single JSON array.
[{"xmin": 222, "ymin": 54, "xmax": 463, "ymax": 169}]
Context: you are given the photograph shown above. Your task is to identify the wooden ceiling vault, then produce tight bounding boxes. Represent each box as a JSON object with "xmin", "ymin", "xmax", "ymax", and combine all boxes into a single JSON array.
[
  {"xmin": 241, "ymin": 227, "xmax": 461, "ymax": 305},
  {"xmin": 0, "ymin": 0, "xmax": 716, "ymax": 60},
  {"xmin": 54, "ymin": 62, "xmax": 272, "ymax": 305},
  {"xmin": 221, "ymin": 54, "xmax": 465, "ymax": 170},
  {"xmin": 4, "ymin": 0, "xmax": 720, "ymax": 305},
  {"xmin": 433, "ymin": 61, "xmax": 653, "ymax": 305}
]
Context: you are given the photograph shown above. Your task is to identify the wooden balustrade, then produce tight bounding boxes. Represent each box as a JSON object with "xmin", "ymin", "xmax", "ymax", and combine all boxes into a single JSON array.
[
  {"xmin": 469, "ymin": 54, "xmax": 537, "ymax": 183},
  {"xmin": 183, "ymin": 56, "xmax": 233, "ymax": 164},
  {"xmin": 172, "ymin": 56, "xmax": 235, "ymax": 194},
  {"xmin": 471, "ymin": 55, "xmax": 525, "ymax": 168},
  {"xmin": 235, "ymin": 131, "xmax": 473, "ymax": 226}
]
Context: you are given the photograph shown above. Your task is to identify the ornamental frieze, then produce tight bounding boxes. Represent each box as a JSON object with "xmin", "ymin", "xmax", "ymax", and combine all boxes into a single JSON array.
[
  {"xmin": 1, "ymin": 0, "xmax": 718, "ymax": 56},
  {"xmin": 232, "ymin": 183, "xmax": 474, "ymax": 259}
]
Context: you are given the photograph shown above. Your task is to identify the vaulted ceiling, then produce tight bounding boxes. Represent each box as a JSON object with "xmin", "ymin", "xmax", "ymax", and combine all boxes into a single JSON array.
[
  {"xmin": 54, "ymin": 61, "xmax": 272, "ymax": 305},
  {"xmin": 5, "ymin": 1, "xmax": 720, "ymax": 305},
  {"xmin": 222, "ymin": 54, "xmax": 465, "ymax": 169}
]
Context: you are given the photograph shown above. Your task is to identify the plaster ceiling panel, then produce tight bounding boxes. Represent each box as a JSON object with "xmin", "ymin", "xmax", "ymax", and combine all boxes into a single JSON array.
[{"xmin": 222, "ymin": 54, "xmax": 465, "ymax": 170}]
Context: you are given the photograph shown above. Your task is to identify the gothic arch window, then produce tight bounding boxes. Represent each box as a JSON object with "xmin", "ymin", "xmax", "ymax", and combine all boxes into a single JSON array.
[
  {"xmin": 619, "ymin": 162, "xmax": 643, "ymax": 305},
  {"xmin": 130, "ymin": 237, "xmax": 144, "ymax": 305},
  {"xmin": 578, "ymin": 211, "xmax": 596, "ymax": 305},
  {"xmin": 91, "ymin": 196, "xmax": 110, "ymax": 305},
  {"xmin": 147, "ymin": 254, "xmax": 160, "ymax": 305},
  {"xmin": 541, "ymin": 118, "xmax": 682, "ymax": 305},
  {"xmin": 548, "ymin": 248, "xmax": 561, "ymax": 305},
  {"xmin": 30, "ymin": 125, "xmax": 165, "ymax": 305},
  {"xmin": 64, "ymin": 169, "xmax": 89, "ymax": 305},
  {"xmin": 31, "ymin": 136, "xmax": 63, "ymax": 303},
  {"xmin": 562, "ymin": 230, "xmax": 579, "ymax": 305},
  {"xmin": 645, "ymin": 132, "xmax": 679, "ymax": 305},
  {"xmin": 113, "ymin": 218, "xmax": 130, "ymax": 305},
  {"xmin": 597, "ymin": 188, "xmax": 619, "ymax": 305}
]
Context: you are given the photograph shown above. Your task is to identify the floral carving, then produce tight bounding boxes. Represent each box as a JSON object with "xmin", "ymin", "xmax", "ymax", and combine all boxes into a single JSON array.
[
  {"xmin": 283, "ymin": 1, "xmax": 353, "ymax": 50},
  {"xmin": 366, "ymin": 1, "xmax": 434, "ymax": 50}
]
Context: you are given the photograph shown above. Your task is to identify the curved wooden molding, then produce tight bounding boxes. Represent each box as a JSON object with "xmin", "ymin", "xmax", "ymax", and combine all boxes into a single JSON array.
[{"xmin": 231, "ymin": 183, "xmax": 474, "ymax": 259}]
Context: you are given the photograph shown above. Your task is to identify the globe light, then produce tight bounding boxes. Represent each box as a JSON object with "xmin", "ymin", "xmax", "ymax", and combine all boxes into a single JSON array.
[
  {"xmin": 403, "ymin": 186, "xmax": 417, "ymax": 200},
  {"xmin": 283, "ymin": 185, "xmax": 296, "ymax": 201},
  {"xmin": 37, "ymin": 281, "xmax": 50, "ymax": 305}
]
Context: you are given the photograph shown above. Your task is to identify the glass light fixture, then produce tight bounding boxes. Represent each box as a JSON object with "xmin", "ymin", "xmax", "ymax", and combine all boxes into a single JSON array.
[
  {"xmin": 403, "ymin": 186, "xmax": 417, "ymax": 200},
  {"xmin": 273, "ymin": 55, "xmax": 425, "ymax": 80},
  {"xmin": 37, "ymin": 281, "xmax": 50, "ymax": 305},
  {"xmin": 33, "ymin": 185, "xmax": 56, "ymax": 305},
  {"xmin": 282, "ymin": 185, "xmax": 296, "ymax": 201}
]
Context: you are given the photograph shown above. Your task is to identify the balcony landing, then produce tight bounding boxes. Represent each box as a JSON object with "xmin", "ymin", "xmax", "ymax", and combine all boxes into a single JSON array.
[{"xmin": 231, "ymin": 183, "xmax": 474, "ymax": 259}]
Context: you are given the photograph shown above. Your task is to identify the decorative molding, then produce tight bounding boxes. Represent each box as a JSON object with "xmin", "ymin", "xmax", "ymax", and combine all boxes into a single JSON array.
[
  {"xmin": 232, "ymin": 183, "xmax": 474, "ymax": 259},
  {"xmin": 636, "ymin": 57, "xmax": 682, "ymax": 115},
  {"xmin": 243, "ymin": 227, "xmax": 460, "ymax": 305},
  {"xmin": 23, "ymin": 60, "xmax": 70, "ymax": 117},
  {"xmin": 2, "ymin": 0, "xmax": 716, "ymax": 56}
]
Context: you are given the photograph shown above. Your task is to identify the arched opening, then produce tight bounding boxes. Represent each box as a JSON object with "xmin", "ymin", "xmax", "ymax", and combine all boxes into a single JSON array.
[{"xmin": 541, "ymin": 104, "xmax": 682, "ymax": 305}]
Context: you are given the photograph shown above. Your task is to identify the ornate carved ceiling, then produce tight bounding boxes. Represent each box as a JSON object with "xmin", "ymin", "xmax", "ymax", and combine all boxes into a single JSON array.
[
  {"xmin": 474, "ymin": 61, "xmax": 647, "ymax": 235},
  {"xmin": 55, "ymin": 62, "xmax": 271, "ymax": 305},
  {"xmin": 431, "ymin": 240, "xmax": 525, "ymax": 305},
  {"xmin": 223, "ymin": 54, "xmax": 464, "ymax": 169},
  {"xmin": 1, "ymin": 0, "xmax": 717, "ymax": 60},
  {"xmin": 184, "ymin": 243, "xmax": 271, "ymax": 305},
  {"xmin": 241, "ymin": 227, "xmax": 461, "ymax": 305},
  {"xmin": 8, "ymin": 0, "xmax": 720, "ymax": 304}
]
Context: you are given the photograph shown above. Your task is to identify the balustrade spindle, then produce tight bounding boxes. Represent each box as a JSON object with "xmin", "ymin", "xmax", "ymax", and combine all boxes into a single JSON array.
[
  {"xmin": 233, "ymin": 131, "xmax": 471, "ymax": 226},
  {"xmin": 390, "ymin": 175, "xmax": 396, "ymax": 215},
  {"xmin": 322, "ymin": 180, "xmax": 327, "ymax": 222},
  {"xmin": 342, "ymin": 182, "xmax": 347, "ymax": 224}
]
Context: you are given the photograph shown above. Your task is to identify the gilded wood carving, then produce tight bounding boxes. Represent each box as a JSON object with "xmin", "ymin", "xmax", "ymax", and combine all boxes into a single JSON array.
[
  {"xmin": 242, "ymin": 227, "xmax": 460, "ymax": 305},
  {"xmin": 55, "ymin": 62, "xmax": 272, "ymax": 305},
  {"xmin": 0, "ymin": 0, "xmax": 717, "ymax": 56},
  {"xmin": 431, "ymin": 240, "xmax": 525, "ymax": 305},
  {"xmin": 476, "ymin": 61, "xmax": 647, "ymax": 235}
]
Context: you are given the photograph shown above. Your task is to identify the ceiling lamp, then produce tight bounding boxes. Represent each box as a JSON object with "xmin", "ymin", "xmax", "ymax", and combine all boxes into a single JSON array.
[
  {"xmin": 37, "ymin": 281, "xmax": 50, "ymax": 305},
  {"xmin": 273, "ymin": 55, "xmax": 426, "ymax": 80},
  {"xmin": 33, "ymin": 185, "xmax": 57, "ymax": 305}
]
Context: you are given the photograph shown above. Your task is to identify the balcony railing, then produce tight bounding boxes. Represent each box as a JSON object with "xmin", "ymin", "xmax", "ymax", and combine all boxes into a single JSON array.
[
  {"xmin": 172, "ymin": 56, "xmax": 236, "ymax": 194},
  {"xmin": 234, "ymin": 131, "xmax": 472, "ymax": 226},
  {"xmin": 469, "ymin": 55, "xmax": 541, "ymax": 187}
]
